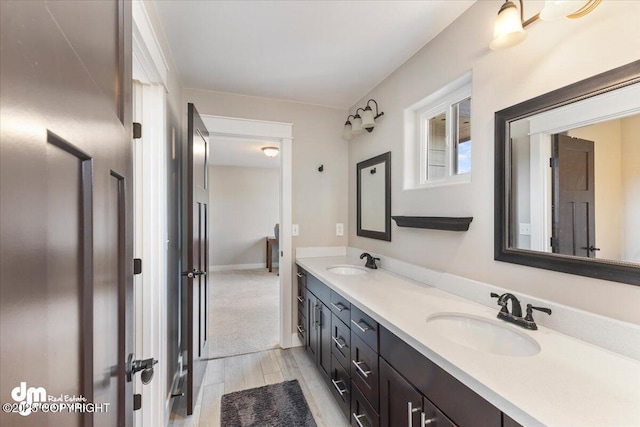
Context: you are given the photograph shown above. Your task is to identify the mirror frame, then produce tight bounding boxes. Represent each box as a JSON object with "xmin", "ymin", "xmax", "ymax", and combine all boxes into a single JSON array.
[
  {"xmin": 495, "ymin": 60, "xmax": 640, "ymax": 286},
  {"xmin": 357, "ymin": 151, "xmax": 391, "ymax": 241}
]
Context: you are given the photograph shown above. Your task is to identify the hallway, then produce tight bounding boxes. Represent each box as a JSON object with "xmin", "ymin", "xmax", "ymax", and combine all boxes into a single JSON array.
[
  {"xmin": 207, "ymin": 269, "xmax": 280, "ymax": 359},
  {"xmin": 169, "ymin": 347, "xmax": 347, "ymax": 427}
]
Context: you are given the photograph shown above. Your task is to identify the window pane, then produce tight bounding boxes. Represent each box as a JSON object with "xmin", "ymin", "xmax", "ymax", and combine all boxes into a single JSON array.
[
  {"xmin": 454, "ymin": 97, "xmax": 471, "ymax": 175},
  {"xmin": 427, "ymin": 112, "xmax": 446, "ymax": 181}
]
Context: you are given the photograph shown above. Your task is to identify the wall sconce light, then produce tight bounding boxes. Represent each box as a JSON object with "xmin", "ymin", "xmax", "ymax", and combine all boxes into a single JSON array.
[
  {"xmin": 261, "ymin": 146, "xmax": 279, "ymax": 157},
  {"xmin": 342, "ymin": 99, "xmax": 384, "ymax": 141},
  {"xmin": 490, "ymin": 0, "xmax": 602, "ymax": 50}
]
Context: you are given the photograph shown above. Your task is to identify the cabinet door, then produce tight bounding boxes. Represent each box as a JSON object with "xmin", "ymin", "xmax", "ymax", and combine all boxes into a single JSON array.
[
  {"xmin": 318, "ymin": 301, "xmax": 332, "ymax": 381},
  {"xmin": 380, "ymin": 358, "xmax": 423, "ymax": 427},
  {"xmin": 351, "ymin": 333, "xmax": 379, "ymax": 410},
  {"xmin": 306, "ymin": 293, "xmax": 318, "ymax": 360}
]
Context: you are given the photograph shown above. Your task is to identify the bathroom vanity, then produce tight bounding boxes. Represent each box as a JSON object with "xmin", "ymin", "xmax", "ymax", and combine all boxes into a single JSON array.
[{"xmin": 295, "ymin": 255, "xmax": 640, "ymax": 427}]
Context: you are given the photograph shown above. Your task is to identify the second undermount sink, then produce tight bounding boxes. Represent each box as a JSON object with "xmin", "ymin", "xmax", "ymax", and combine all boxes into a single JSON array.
[
  {"xmin": 327, "ymin": 265, "xmax": 368, "ymax": 276},
  {"xmin": 426, "ymin": 313, "xmax": 541, "ymax": 357}
]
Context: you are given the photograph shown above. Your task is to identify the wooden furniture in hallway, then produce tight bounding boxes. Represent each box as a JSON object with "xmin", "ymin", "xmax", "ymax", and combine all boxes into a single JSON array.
[{"xmin": 266, "ymin": 236, "xmax": 277, "ymax": 272}]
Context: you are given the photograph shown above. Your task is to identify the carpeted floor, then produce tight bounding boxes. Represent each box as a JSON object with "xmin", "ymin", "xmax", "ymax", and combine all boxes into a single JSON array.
[{"xmin": 208, "ymin": 269, "xmax": 280, "ymax": 359}]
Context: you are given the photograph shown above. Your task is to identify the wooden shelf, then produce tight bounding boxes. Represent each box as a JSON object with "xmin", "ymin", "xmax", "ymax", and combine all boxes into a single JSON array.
[{"xmin": 392, "ymin": 216, "xmax": 473, "ymax": 232}]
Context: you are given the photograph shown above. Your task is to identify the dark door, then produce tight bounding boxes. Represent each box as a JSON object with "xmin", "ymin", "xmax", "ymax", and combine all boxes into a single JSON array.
[
  {"xmin": 0, "ymin": 1, "xmax": 133, "ymax": 427},
  {"xmin": 306, "ymin": 294, "xmax": 319, "ymax": 360},
  {"xmin": 380, "ymin": 359, "xmax": 422, "ymax": 427},
  {"xmin": 552, "ymin": 134, "xmax": 596, "ymax": 257},
  {"xmin": 183, "ymin": 103, "xmax": 210, "ymax": 414},
  {"xmin": 318, "ymin": 302, "xmax": 332, "ymax": 381}
]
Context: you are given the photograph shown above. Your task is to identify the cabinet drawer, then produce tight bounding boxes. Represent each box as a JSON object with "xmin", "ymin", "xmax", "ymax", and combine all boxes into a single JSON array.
[
  {"xmin": 350, "ymin": 305, "xmax": 379, "ymax": 351},
  {"xmin": 331, "ymin": 314, "xmax": 351, "ymax": 369},
  {"xmin": 297, "ymin": 309, "xmax": 306, "ymax": 343},
  {"xmin": 297, "ymin": 283, "xmax": 307, "ymax": 313},
  {"xmin": 350, "ymin": 333, "xmax": 379, "ymax": 411},
  {"xmin": 380, "ymin": 326, "xmax": 501, "ymax": 427},
  {"xmin": 351, "ymin": 380, "xmax": 379, "ymax": 427},
  {"xmin": 330, "ymin": 355, "xmax": 351, "ymax": 421},
  {"xmin": 330, "ymin": 290, "xmax": 351, "ymax": 325},
  {"xmin": 307, "ymin": 272, "xmax": 331, "ymax": 303}
]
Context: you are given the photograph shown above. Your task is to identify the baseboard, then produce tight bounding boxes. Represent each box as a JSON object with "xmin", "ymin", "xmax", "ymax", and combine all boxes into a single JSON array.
[{"xmin": 209, "ymin": 262, "xmax": 279, "ymax": 272}]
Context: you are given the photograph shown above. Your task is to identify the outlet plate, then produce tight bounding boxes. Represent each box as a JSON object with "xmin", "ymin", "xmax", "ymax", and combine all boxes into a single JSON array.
[
  {"xmin": 519, "ymin": 223, "xmax": 531, "ymax": 235},
  {"xmin": 292, "ymin": 224, "xmax": 299, "ymax": 236},
  {"xmin": 336, "ymin": 223, "xmax": 344, "ymax": 236}
]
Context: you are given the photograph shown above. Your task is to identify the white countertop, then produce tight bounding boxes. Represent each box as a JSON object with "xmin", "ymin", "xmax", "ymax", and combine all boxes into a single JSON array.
[{"xmin": 296, "ymin": 256, "xmax": 640, "ymax": 427}]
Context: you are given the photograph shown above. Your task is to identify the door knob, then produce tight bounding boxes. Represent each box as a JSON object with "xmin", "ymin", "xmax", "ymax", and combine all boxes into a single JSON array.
[{"xmin": 125, "ymin": 354, "xmax": 158, "ymax": 384}]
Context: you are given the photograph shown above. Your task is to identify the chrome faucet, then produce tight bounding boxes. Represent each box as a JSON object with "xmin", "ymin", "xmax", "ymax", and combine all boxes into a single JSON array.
[
  {"xmin": 490, "ymin": 292, "xmax": 551, "ymax": 330},
  {"xmin": 360, "ymin": 252, "xmax": 380, "ymax": 269}
]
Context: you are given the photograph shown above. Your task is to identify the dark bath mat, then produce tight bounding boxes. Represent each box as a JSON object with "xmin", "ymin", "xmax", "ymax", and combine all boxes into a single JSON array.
[{"xmin": 220, "ymin": 379, "xmax": 317, "ymax": 427}]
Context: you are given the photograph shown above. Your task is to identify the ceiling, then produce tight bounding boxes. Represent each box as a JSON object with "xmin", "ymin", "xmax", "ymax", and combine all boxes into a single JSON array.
[
  {"xmin": 154, "ymin": 1, "xmax": 475, "ymax": 108},
  {"xmin": 210, "ymin": 136, "xmax": 280, "ymax": 169}
]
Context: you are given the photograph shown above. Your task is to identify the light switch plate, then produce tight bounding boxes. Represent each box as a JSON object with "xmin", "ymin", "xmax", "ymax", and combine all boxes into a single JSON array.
[
  {"xmin": 336, "ymin": 223, "xmax": 344, "ymax": 236},
  {"xmin": 292, "ymin": 224, "xmax": 299, "ymax": 236}
]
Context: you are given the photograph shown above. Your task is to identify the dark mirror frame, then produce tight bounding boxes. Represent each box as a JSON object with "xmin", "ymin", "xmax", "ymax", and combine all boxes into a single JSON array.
[
  {"xmin": 357, "ymin": 151, "xmax": 392, "ymax": 241},
  {"xmin": 495, "ymin": 60, "xmax": 640, "ymax": 286}
]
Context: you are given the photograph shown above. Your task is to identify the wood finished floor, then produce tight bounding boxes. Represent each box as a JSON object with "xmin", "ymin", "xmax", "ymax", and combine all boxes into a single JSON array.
[{"xmin": 169, "ymin": 347, "xmax": 349, "ymax": 427}]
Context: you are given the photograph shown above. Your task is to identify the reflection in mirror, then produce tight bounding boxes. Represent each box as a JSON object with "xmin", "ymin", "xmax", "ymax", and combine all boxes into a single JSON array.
[
  {"xmin": 509, "ymin": 84, "xmax": 640, "ymax": 264},
  {"xmin": 357, "ymin": 152, "xmax": 391, "ymax": 241}
]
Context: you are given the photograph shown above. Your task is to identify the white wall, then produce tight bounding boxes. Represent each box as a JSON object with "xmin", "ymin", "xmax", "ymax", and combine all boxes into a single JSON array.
[
  {"xmin": 182, "ymin": 89, "xmax": 349, "ymax": 252},
  {"xmin": 347, "ymin": 0, "xmax": 640, "ymax": 324},
  {"xmin": 621, "ymin": 115, "xmax": 640, "ymax": 263},
  {"xmin": 209, "ymin": 165, "xmax": 280, "ymax": 267}
]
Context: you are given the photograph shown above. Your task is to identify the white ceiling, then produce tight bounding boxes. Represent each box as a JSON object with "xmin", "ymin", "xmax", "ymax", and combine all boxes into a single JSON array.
[
  {"xmin": 210, "ymin": 136, "xmax": 280, "ymax": 169},
  {"xmin": 154, "ymin": 1, "xmax": 475, "ymax": 108}
]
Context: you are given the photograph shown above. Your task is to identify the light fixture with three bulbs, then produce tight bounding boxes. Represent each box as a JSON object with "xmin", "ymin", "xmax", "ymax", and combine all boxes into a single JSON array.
[
  {"xmin": 490, "ymin": 0, "xmax": 602, "ymax": 50},
  {"xmin": 342, "ymin": 99, "xmax": 384, "ymax": 141}
]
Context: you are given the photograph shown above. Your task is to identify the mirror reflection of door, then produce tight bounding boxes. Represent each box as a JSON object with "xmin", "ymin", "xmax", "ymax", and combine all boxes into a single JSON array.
[{"xmin": 552, "ymin": 135, "xmax": 596, "ymax": 257}]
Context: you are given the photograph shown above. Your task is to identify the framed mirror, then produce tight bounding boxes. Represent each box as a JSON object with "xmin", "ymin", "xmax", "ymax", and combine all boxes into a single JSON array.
[
  {"xmin": 495, "ymin": 60, "xmax": 640, "ymax": 286},
  {"xmin": 357, "ymin": 152, "xmax": 391, "ymax": 241}
]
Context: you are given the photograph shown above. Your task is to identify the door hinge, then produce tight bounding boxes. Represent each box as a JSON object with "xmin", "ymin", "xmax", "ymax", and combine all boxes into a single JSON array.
[
  {"xmin": 133, "ymin": 394, "xmax": 142, "ymax": 411},
  {"xmin": 134, "ymin": 258, "xmax": 142, "ymax": 275},
  {"xmin": 549, "ymin": 157, "xmax": 558, "ymax": 168},
  {"xmin": 133, "ymin": 122, "xmax": 142, "ymax": 139}
]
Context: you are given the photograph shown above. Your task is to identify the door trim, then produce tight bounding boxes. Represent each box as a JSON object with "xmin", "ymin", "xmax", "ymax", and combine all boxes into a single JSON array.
[{"xmin": 201, "ymin": 114, "xmax": 294, "ymax": 349}]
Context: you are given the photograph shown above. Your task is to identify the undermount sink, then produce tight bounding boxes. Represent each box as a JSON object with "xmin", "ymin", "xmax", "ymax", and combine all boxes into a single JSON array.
[
  {"xmin": 326, "ymin": 265, "xmax": 368, "ymax": 276},
  {"xmin": 426, "ymin": 313, "xmax": 541, "ymax": 357}
]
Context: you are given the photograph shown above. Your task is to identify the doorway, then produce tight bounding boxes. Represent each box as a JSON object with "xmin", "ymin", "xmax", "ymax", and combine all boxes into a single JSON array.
[{"xmin": 201, "ymin": 115, "xmax": 294, "ymax": 358}]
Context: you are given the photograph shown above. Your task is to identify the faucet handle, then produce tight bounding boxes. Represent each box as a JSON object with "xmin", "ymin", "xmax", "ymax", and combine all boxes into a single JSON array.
[
  {"xmin": 490, "ymin": 292, "xmax": 500, "ymax": 299},
  {"xmin": 525, "ymin": 304, "xmax": 552, "ymax": 322}
]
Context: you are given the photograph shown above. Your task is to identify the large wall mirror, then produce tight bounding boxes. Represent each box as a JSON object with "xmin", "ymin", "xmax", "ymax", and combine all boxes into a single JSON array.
[
  {"xmin": 357, "ymin": 152, "xmax": 391, "ymax": 241},
  {"xmin": 495, "ymin": 60, "xmax": 640, "ymax": 286}
]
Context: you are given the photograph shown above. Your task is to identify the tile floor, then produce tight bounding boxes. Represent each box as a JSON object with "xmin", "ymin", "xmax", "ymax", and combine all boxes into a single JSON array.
[{"xmin": 169, "ymin": 347, "xmax": 348, "ymax": 427}]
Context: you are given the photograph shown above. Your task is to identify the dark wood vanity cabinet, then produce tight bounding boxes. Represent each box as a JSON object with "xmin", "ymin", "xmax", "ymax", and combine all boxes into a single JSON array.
[
  {"xmin": 380, "ymin": 358, "xmax": 455, "ymax": 427},
  {"xmin": 380, "ymin": 326, "xmax": 502, "ymax": 427},
  {"xmin": 306, "ymin": 290, "xmax": 332, "ymax": 383},
  {"xmin": 296, "ymin": 265, "xmax": 515, "ymax": 427}
]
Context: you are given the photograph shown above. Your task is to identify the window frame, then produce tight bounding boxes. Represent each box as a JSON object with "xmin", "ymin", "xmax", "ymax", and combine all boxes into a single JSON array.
[{"xmin": 416, "ymin": 83, "xmax": 472, "ymax": 188}]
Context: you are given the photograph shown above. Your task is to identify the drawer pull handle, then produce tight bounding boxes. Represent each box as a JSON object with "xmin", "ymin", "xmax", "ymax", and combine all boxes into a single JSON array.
[
  {"xmin": 297, "ymin": 295, "xmax": 304, "ymax": 304},
  {"xmin": 353, "ymin": 413, "xmax": 367, "ymax": 427},
  {"xmin": 421, "ymin": 413, "xmax": 436, "ymax": 426},
  {"xmin": 330, "ymin": 302, "xmax": 347, "ymax": 312},
  {"xmin": 351, "ymin": 319, "xmax": 372, "ymax": 333},
  {"xmin": 331, "ymin": 379, "xmax": 347, "ymax": 396},
  {"xmin": 352, "ymin": 360, "xmax": 371, "ymax": 378},
  {"xmin": 332, "ymin": 335, "xmax": 347, "ymax": 349},
  {"xmin": 296, "ymin": 272, "xmax": 303, "ymax": 278},
  {"xmin": 408, "ymin": 402, "xmax": 422, "ymax": 427},
  {"xmin": 297, "ymin": 325, "xmax": 304, "ymax": 334}
]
